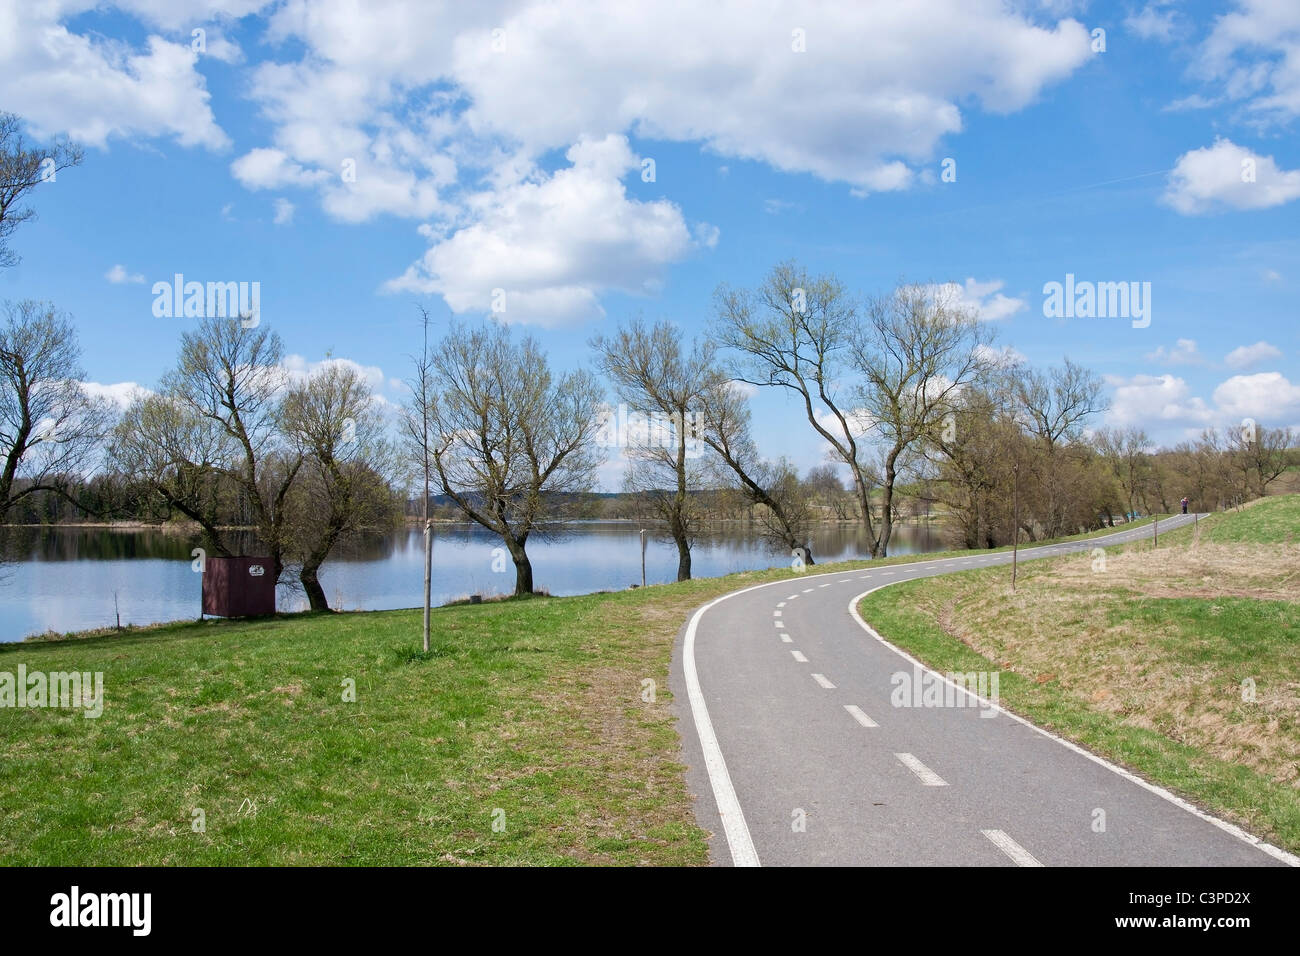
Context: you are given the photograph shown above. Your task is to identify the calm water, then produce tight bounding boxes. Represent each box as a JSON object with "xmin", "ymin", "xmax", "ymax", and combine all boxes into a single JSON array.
[{"xmin": 0, "ymin": 521, "xmax": 942, "ymax": 641}]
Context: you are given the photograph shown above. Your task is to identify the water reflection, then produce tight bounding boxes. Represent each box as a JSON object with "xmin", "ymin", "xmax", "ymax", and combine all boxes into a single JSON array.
[{"xmin": 3, "ymin": 520, "xmax": 940, "ymax": 641}]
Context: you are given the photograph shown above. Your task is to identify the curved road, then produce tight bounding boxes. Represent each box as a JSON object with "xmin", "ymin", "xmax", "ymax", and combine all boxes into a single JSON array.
[{"xmin": 669, "ymin": 514, "xmax": 1296, "ymax": 867}]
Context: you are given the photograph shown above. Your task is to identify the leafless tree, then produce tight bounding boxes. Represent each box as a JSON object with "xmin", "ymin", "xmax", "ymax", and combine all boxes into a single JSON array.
[
  {"xmin": 591, "ymin": 318, "xmax": 717, "ymax": 581},
  {"xmin": 1, "ymin": 301, "xmax": 112, "ymax": 522},
  {"xmin": 430, "ymin": 320, "xmax": 603, "ymax": 596},
  {"xmin": 0, "ymin": 112, "xmax": 83, "ymax": 270},
  {"xmin": 280, "ymin": 362, "xmax": 399, "ymax": 611}
]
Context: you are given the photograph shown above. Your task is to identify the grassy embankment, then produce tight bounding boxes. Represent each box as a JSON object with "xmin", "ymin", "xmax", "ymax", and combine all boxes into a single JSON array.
[
  {"xmin": 859, "ymin": 494, "xmax": 1300, "ymax": 853},
  {"xmin": 0, "ymin": 518, "xmax": 1171, "ymax": 865}
]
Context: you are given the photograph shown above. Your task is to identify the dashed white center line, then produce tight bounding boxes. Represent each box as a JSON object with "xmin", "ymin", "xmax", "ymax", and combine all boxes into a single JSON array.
[
  {"xmin": 787, "ymin": 594, "xmax": 799, "ymax": 600},
  {"xmin": 776, "ymin": 601, "xmax": 786, "ymax": 608},
  {"xmin": 981, "ymin": 829, "xmax": 1044, "ymax": 867},
  {"xmin": 882, "ymin": 571, "xmax": 895, "ymax": 576},
  {"xmin": 811, "ymin": 673, "xmax": 836, "ymax": 689},
  {"xmin": 843, "ymin": 705, "xmax": 878, "ymax": 728},
  {"xmin": 774, "ymin": 620, "xmax": 785, "ymax": 629},
  {"xmin": 779, "ymin": 634, "xmax": 792, "ymax": 643},
  {"xmin": 894, "ymin": 752, "xmax": 948, "ymax": 786},
  {"xmin": 773, "ymin": 610, "xmax": 782, "ymax": 617},
  {"xmin": 818, "ymin": 583, "xmax": 831, "ymax": 588},
  {"xmin": 791, "ymin": 650, "xmax": 808, "ymax": 662},
  {"xmin": 802, "ymin": 588, "xmax": 814, "ymax": 593},
  {"xmin": 839, "ymin": 578, "xmax": 853, "ymax": 583}
]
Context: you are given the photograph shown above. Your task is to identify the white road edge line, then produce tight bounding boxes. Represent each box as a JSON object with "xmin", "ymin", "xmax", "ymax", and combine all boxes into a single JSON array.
[
  {"xmin": 981, "ymin": 829, "xmax": 1044, "ymax": 867},
  {"xmin": 895, "ymin": 752, "xmax": 948, "ymax": 786},
  {"xmin": 679, "ymin": 514, "xmax": 1208, "ymax": 870},
  {"xmin": 844, "ymin": 704, "xmax": 878, "ymax": 728},
  {"xmin": 811, "ymin": 673, "xmax": 836, "ymax": 689},
  {"xmin": 844, "ymin": 552, "xmax": 1299, "ymax": 864}
]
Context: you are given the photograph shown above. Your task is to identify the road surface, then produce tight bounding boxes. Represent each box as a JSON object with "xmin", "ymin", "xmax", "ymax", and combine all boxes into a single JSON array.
[{"xmin": 669, "ymin": 514, "xmax": 1295, "ymax": 867}]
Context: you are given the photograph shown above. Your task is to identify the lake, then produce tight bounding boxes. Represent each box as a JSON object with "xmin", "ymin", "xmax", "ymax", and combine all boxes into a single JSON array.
[{"xmin": 1, "ymin": 520, "xmax": 943, "ymax": 641}]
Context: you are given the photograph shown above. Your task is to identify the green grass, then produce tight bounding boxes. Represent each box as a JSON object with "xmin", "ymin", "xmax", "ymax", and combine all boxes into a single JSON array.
[
  {"xmin": 0, "ymin": 514, "xmax": 1192, "ymax": 866},
  {"xmin": 857, "ymin": 496, "xmax": 1300, "ymax": 853},
  {"xmin": 1171, "ymin": 494, "xmax": 1300, "ymax": 545}
]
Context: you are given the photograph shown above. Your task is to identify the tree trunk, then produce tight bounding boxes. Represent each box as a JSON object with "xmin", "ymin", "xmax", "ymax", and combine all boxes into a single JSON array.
[
  {"xmin": 674, "ymin": 532, "xmax": 691, "ymax": 582},
  {"xmin": 506, "ymin": 537, "xmax": 533, "ymax": 596},
  {"xmin": 300, "ymin": 562, "xmax": 329, "ymax": 611}
]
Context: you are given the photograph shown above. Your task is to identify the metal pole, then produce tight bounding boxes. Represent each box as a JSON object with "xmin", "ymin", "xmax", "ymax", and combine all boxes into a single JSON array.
[
  {"xmin": 1011, "ymin": 460, "xmax": 1019, "ymax": 593},
  {"xmin": 640, "ymin": 529, "xmax": 647, "ymax": 588},
  {"xmin": 423, "ymin": 519, "xmax": 433, "ymax": 653},
  {"xmin": 1153, "ymin": 515, "xmax": 1158, "ymax": 549}
]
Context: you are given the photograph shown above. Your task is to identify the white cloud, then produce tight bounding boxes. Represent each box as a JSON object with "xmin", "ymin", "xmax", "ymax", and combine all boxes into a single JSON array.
[
  {"xmin": 105, "ymin": 264, "xmax": 144, "ymax": 284},
  {"xmin": 231, "ymin": 148, "xmax": 330, "ymax": 190},
  {"xmin": 1144, "ymin": 338, "xmax": 1202, "ymax": 365},
  {"xmin": 1163, "ymin": 138, "xmax": 1300, "ymax": 214},
  {"xmin": 931, "ymin": 278, "xmax": 1026, "ymax": 321},
  {"xmin": 272, "ymin": 198, "xmax": 295, "ymax": 225},
  {"xmin": 1124, "ymin": 4, "xmax": 1176, "ymax": 42},
  {"xmin": 1263, "ymin": 268, "xmax": 1282, "ymax": 282},
  {"xmin": 1195, "ymin": 0, "xmax": 1300, "ymax": 125},
  {"xmin": 0, "ymin": 6, "xmax": 229, "ymax": 149},
  {"xmin": 1223, "ymin": 340, "xmax": 1283, "ymax": 370},
  {"xmin": 1212, "ymin": 372, "xmax": 1300, "ymax": 424},
  {"xmin": 975, "ymin": 343, "xmax": 1027, "ymax": 368},
  {"xmin": 82, "ymin": 381, "xmax": 151, "ymax": 410},
  {"xmin": 1104, "ymin": 373, "xmax": 1214, "ymax": 429},
  {"xmin": 384, "ymin": 135, "xmax": 701, "ymax": 326}
]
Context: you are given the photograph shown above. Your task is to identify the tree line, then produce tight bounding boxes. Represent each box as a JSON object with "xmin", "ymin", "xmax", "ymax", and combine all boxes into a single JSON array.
[{"xmin": 3, "ymin": 111, "xmax": 1296, "ymax": 607}]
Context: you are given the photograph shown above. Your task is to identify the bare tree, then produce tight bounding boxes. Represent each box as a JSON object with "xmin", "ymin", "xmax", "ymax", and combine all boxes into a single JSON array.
[
  {"xmin": 430, "ymin": 321, "xmax": 603, "ymax": 596},
  {"xmin": 697, "ymin": 376, "xmax": 815, "ymax": 561},
  {"xmin": 1096, "ymin": 426, "xmax": 1151, "ymax": 520},
  {"xmin": 851, "ymin": 282, "xmax": 995, "ymax": 556},
  {"xmin": 0, "ymin": 112, "xmax": 83, "ymax": 270},
  {"xmin": 713, "ymin": 263, "xmax": 880, "ymax": 546},
  {"xmin": 116, "ymin": 316, "xmax": 301, "ymax": 582},
  {"xmin": 280, "ymin": 362, "xmax": 399, "ymax": 611},
  {"xmin": 591, "ymin": 318, "xmax": 717, "ymax": 581},
  {"xmin": 1, "ymin": 301, "xmax": 112, "ymax": 521}
]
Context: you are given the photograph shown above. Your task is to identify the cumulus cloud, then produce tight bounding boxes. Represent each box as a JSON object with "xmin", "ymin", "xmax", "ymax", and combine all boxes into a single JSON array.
[
  {"xmin": 1163, "ymin": 138, "xmax": 1300, "ymax": 214},
  {"xmin": 1224, "ymin": 340, "xmax": 1283, "ymax": 370},
  {"xmin": 1104, "ymin": 373, "xmax": 1214, "ymax": 430},
  {"xmin": 975, "ymin": 343, "xmax": 1027, "ymax": 368},
  {"xmin": 931, "ymin": 278, "xmax": 1026, "ymax": 321},
  {"xmin": 1212, "ymin": 372, "xmax": 1300, "ymax": 423},
  {"xmin": 105, "ymin": 264, "xmax": 145, "ymax": 284},
  {"xmin": 1144, "ymin": 338, "xmax": 1202, "ymax": 365},
  {"xmin": 384, "ymin": 135, "xmax": 701, "ymax": 326},
  {"xmin": 82, "ymin": 381, "xmax": 151, "ymax": 410},
  {"xmin": 1195, "ymin": 0, "xmax": 1300, "ymax": 125},
  {"xmin": 0, "ymin": 5, "xmax": 230, "ymax": 149}
]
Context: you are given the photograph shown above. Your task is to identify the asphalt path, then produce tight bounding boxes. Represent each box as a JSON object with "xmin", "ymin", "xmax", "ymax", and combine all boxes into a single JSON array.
[{"xmin": 669, "ymin": 514, "xmax": 1296, "ymax": 867}]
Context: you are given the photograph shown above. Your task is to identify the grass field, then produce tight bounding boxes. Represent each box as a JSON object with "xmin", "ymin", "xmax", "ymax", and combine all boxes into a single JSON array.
[
  {"xmin": 858, "ymin": 494, "xmax": 1300, "ymax": 852},
  {"xmin": 0, "ymin": 515, "xmax": 1210, "ymax": 865}
]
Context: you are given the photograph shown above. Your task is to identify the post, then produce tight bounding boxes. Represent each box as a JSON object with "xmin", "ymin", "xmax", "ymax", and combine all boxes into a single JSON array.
[
  {"xmin": 1011, "ymin": 459, "xmax": 1020, "ymax": 593},
  {"xmin": 1153, "ymin": 515, "xmax": 1158, "ymax": 550},
  {"xmin": 640, "ymin": 529, "xmax": 647, "ymax": 588},
  {"xmin": 423, "ymin": 519, "xmax": 433, "ymax": 652}
]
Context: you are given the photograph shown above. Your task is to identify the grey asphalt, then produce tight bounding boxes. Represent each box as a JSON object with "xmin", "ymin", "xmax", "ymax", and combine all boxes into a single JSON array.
[{"xmin": 669, "ymin": 514, "xmax": 1294, "ymax": 867}]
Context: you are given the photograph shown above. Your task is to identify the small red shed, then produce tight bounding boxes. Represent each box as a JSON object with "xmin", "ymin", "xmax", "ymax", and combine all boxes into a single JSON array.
[{"xmin": 202, "ymin": 556, "xmax": 276, "ymax": 618}]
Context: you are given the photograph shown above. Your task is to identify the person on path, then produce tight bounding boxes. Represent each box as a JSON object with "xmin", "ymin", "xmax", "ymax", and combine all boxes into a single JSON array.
[{"xmin": 1181, "ymin": 496, "xmax": 1189, "ymax": 515}]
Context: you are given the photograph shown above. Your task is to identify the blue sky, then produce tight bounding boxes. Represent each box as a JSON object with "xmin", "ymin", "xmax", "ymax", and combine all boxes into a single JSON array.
[{"xmin": 1, "ymin": 0, "xmax": 1297, "ymax": 489}]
